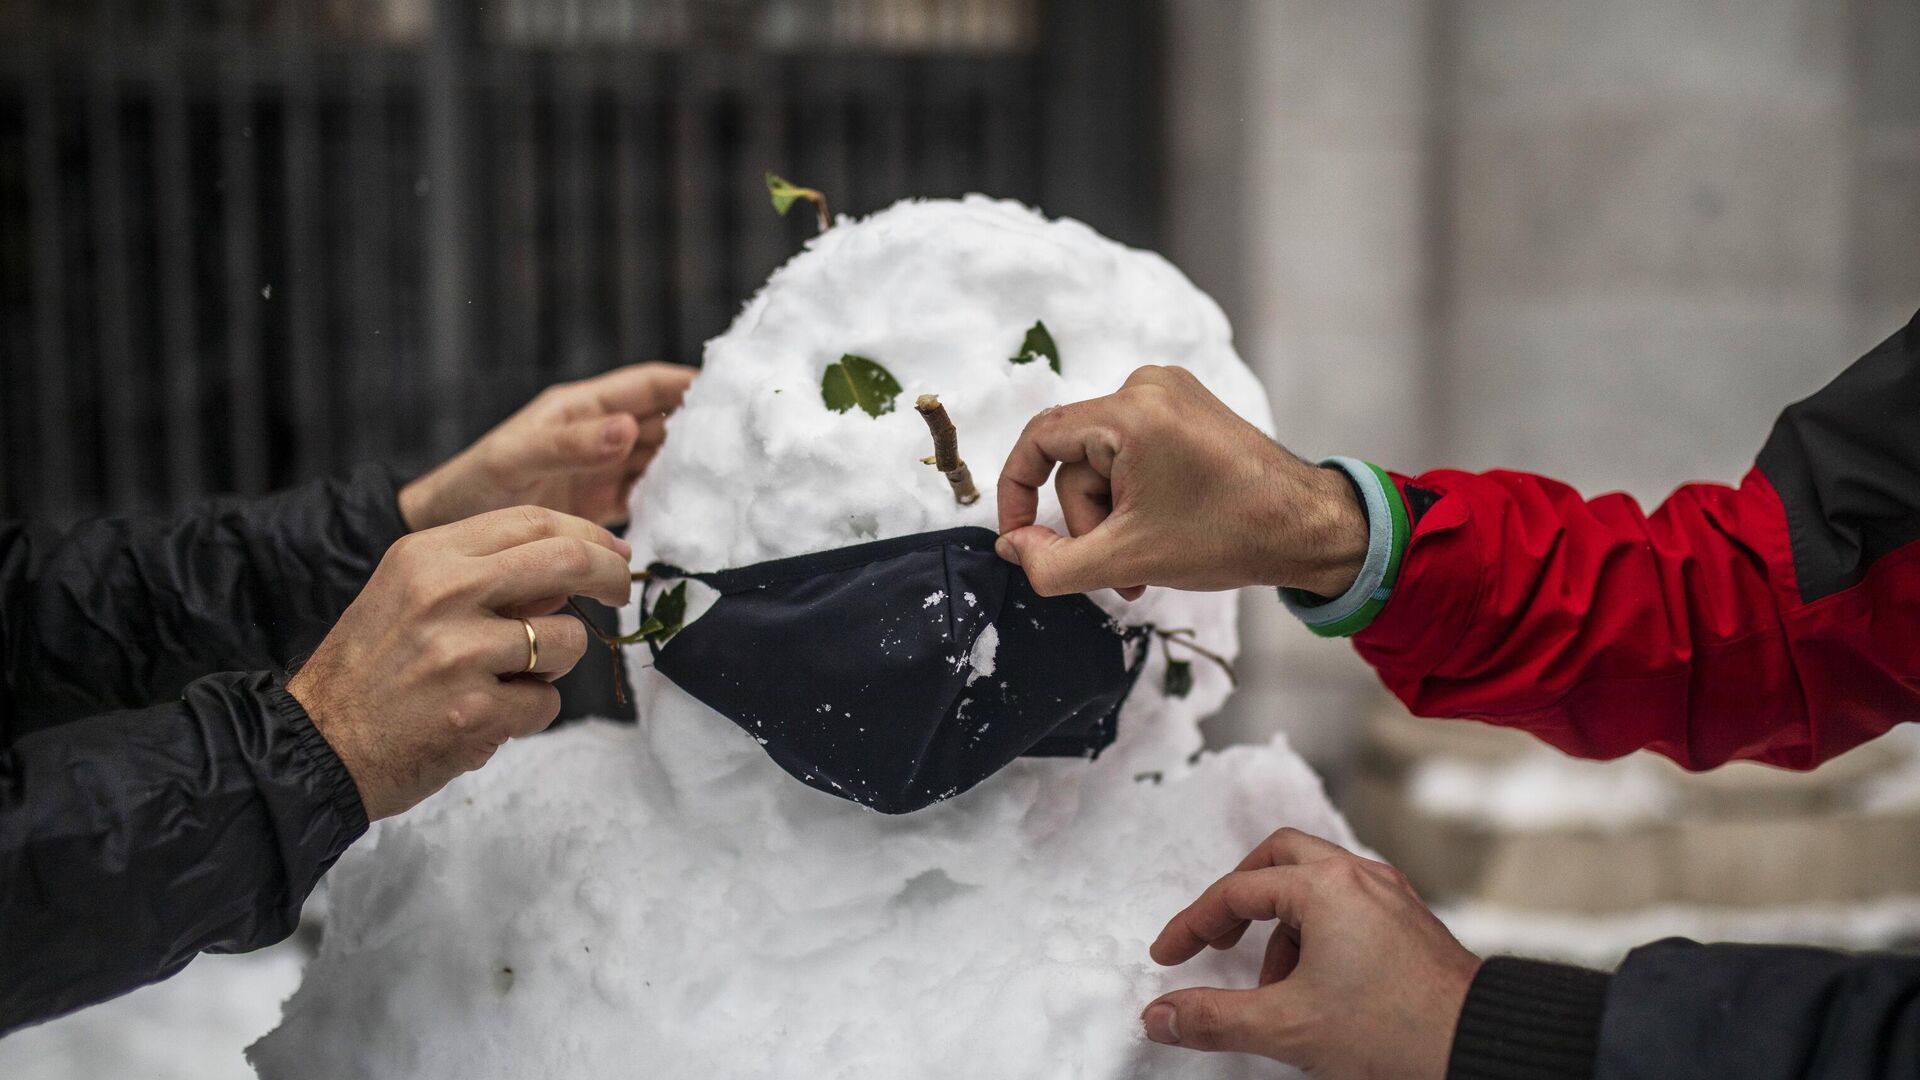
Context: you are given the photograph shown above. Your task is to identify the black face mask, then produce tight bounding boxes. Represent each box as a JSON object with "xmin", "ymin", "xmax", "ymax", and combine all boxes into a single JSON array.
[{"xmin": 643, "ymin": 527, "xmax": 1151, "ymax": 814}]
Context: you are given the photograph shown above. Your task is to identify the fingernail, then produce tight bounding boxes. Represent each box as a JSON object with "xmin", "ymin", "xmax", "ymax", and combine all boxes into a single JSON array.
[
  {"xmin": 602, "ymin": 418, "xmax": 626, "ymax": 448},
  {"xmin": 994, "ymin": 535, "xmax": 1014, "ymax": 561},
  {"xmin": 1143, "ymin": 1003, "xmax": 1179, "ymax": 1045},
  {"xmin": 612, "ymin": 536, "xmax": 633, "ymax": 559}
]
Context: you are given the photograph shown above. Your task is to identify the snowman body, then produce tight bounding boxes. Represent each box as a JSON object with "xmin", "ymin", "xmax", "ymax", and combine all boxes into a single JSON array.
[{"xmin": 253, "ymin": 198, "xmax": 1357, "ymax": 1080}]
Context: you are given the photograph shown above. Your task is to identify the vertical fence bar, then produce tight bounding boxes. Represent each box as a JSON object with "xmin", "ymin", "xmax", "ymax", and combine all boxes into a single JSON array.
[
  {"xmin": 611, "ymin": 50, "xmax": 658, "ymax": 365},
  {"xmin": 87, "ymin": 0, "xmax": 143, "ymax": 513},
  {"xmin": 348, "ymin": 21, "xmax": 394, "ymax": 463},
  {"xmin": 282, "ymin": 1, "xmax": 331, "ymax": 479},
  {"xmin": 672, "ymin": 54, "xmax": 726, "ymax": 347},
  {"xmin": 492, "ymin": 40, "xmax": 542, "ymax": 403},
  {"xmin": 554, "ymin": 26, "xmax": 597, "ymax": 376},
  {"xmin": 425, "ymin": 0, "xmax": 477, "ymax": 456},
  {"xmin": 155, "ymin": 0, "xmax": 205, "ymax": 500},
  {"xmin": 25, "ymin": 57, "xmax": 75, "ymax": 518},
  {"xmin": 219, "ymin": 0, "xmax": 268, "ymax": 495}
]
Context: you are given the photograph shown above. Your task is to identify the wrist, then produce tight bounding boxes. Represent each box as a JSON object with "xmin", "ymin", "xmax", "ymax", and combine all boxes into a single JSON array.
[
  {"xmin": 1249, "ymin": 454, "xmax": 1368, "ymax": 594},
  {"xmin": 287, "ymin": 668, "xmax": 384, "ymax": 820},
  {"xmin": 1287, "ymin": 465, "xmax": 1370, "ymax": 596},
  {"xmin": 1276, "ymin": 457, "xmax": 1410, "ymax": 638}
]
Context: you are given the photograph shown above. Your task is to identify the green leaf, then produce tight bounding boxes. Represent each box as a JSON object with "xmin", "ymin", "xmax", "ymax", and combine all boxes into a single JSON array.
[
  {"xmin": 1163, "ymin": 659, "xmax": 1194, "ymax": 699},
  {"xmin": 766, "ymin": 172, "xmax": 803, "ymax": 215},
  {"xmin": 1010, "ymin": 320, "xmax": 1060, "ymax": 373},
  {"xmin": 647, "ymin": 582, "xmax": 688, "ymax": 643},
  {"xmin": 608, "ymin": 581, "xmax": 689, "ymax": 647},
  {"xmin": 820, "ymin": 354, "xmax": 902, "ymax": 417}
]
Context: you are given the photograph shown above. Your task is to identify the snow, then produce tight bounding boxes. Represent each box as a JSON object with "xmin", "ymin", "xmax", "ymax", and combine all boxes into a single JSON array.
[
  {"xmin": 0, "ymin": 940, "xmax": 306, "ymax": 1080},
  {"xmin": 965, "ymin": 622, "xmax": 999, "ymax": 685},
  {"xmin": 1408, "ymin": 753, "xmax": 1680, "ymax": 831},
  {"xmin": 254, "ymin": 197, "xmax": 1352, "ymax": 1079},
  {"xmin": 1442, "ymin": 897, "xmax": 1920, "ymax": 971}
]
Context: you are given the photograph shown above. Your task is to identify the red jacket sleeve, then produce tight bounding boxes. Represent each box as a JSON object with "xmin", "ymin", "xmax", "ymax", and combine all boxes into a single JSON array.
[{"xmin": 1353, "ymin": 312, "xmax": 1920, "ymax": 771}]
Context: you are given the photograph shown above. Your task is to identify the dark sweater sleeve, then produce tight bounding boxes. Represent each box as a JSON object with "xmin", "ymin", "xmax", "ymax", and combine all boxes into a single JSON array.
[
  {"xmin": 0, "ymin": 670, "xmax": 367, "ymax": 1035},
  {"xmin": 1597, "ymin": 938, "xmax": 1920, "ymax": 1080},
  {"xmin": 1450, "ymin": 939, "xmax": 1920, "ymax": 1080},
  {"xmin": 0, "ymin": 464, "xmax": 408, "ymax": 739},
  {"xmin": 1449, "ymin": 956, "xmax": 1611, "ymax": 1080}
]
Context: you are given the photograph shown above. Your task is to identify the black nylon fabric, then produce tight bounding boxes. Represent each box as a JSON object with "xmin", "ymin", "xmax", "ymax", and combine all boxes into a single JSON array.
[
  {"xmin": 649, "ymin": 526, "xmax": 1150, "ymax": 814},
  {"xmin": 1, "ymin": 466, "xmax": 402, "ymax": 1035},
  {"xmin": 1757, "ymin": 307, "xmax": 1920, "ymax": 602}
]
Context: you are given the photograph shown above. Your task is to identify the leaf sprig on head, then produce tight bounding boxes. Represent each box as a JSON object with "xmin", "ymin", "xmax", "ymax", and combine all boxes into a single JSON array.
[{"xmin": 766, "ymin": 173, "xmax": 831, "ymax": 232}]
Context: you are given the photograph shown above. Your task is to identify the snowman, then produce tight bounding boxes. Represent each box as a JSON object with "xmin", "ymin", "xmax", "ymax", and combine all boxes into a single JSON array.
[{"xmin": 251, "ymin": 196, "xmax": 1360, "ymax": 1080}]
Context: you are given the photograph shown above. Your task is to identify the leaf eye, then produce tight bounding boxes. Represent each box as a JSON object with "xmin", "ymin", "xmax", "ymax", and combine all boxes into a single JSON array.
[
  {"xmin": 821, "ymin": 354, "xmax": 903, "ymax": 417},
  {"xmin": 1009, "ymin": 320, "xmax": 1060, "ymax": 374}
]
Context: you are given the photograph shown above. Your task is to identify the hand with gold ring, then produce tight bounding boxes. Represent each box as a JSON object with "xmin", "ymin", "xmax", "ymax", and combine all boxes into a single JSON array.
[{"xmin": 289, "ymin": 505, "xmax": 634, "ymax": 820}]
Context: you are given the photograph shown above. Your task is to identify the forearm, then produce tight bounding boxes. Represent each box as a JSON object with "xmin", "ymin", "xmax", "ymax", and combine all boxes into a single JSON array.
[
  {"xmin": 0, "ymin": 671, "xmax": 365, "ymax": 1034},
  {"xmin": 1, "ymin": 464, "xmax": 407, "ymax": 731}
]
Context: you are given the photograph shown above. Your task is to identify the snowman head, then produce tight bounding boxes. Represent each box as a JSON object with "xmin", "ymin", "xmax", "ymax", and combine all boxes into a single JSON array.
[{"xmin": 623, "ymin": 196, "xmax": 1273, "ymax": 804}]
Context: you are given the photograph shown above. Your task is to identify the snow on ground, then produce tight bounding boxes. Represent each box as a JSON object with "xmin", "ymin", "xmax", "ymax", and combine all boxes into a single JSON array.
[
  {"xmin": 0, "ymin": 939, "xmax": 306, "ymax": 1080},
  {"xmin": 1407, "ymin": 753, "xmax": 1681, "ymax": 831},
  {"xmin": 253, "ymin": 197, "xmax": 1351, "ymax": 1079},
  {"xmin": 1443, "ymin": 897, "xmax": 1920, "ymax": 971}
]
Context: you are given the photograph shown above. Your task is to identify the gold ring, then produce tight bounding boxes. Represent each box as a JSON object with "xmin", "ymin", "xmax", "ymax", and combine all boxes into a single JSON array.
[{"xmin": 519, "ymin": 617, "xmax": 539, "ymax": 675}]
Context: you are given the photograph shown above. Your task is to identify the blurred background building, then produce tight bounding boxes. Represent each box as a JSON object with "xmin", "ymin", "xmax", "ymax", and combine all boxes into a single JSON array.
[{"xmin": 2, "ymin": 2, "xmax": 1920, "ymax": 1076}]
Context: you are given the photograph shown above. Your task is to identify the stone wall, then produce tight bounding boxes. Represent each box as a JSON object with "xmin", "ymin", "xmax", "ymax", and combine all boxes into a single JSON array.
[{"xmin": 1169, "ymin": 0, "xmax": 1920, "ymax": 766}]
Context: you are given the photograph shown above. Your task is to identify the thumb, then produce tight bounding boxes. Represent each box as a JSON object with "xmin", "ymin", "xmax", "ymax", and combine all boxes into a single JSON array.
[
  {"xmin": 1143, "ymin": 985, "xmax": 1292, "ymax": 1059},
  {"xmin": 542, "ymin": 414, "xmax": 638, "ymax": 471},
  {"xmin": 995, "ymin": 524, "xmax": 1126, "ymax": 597}
]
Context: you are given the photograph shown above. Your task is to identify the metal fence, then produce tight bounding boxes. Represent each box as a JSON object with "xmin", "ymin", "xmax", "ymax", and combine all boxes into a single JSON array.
[{"xmin": 0, "ymin": 0, "xmax": 1163, "ymax": 525}]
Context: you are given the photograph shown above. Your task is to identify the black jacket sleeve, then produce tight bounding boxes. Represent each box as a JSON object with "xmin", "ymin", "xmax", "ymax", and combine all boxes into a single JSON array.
[
  {"xmin": 0, "ymin": 672, "xmax": 367, "ymax": 1034},
  {"xmin": 1446, "ymin": 941, "xmax": 1920, "ymax": 1080},
  {"xmin": 0, "ymin": 463, "xmax": 408, "ymax": 739},
  {"xmin": 0, "ymin": 468, "xmax": 406, "ymax": 1034}
]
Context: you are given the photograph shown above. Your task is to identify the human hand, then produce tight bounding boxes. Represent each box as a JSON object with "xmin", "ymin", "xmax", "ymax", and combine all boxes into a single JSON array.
[
  {"xmin": 1142, "ymin": 829, "xmax": 1480, "ymax": 1079},
  {"xmin": 288, "ymin": 506, "xmax": 635, "ymax": 820},
  {"xmin": 399, "ymin": 363, "xmax": 697, "ymax": 531},
  {"xmin": 994, "ymin": 366, "xmax": 1367, "ymax": 600}
]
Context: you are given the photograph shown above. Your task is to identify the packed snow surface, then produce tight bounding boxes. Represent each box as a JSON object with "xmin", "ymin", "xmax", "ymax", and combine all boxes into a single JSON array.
[
  {"xmin": 0, "ymin": 942, "xmax": 305, "ymax": 1080},
  {"xmin": 255, "ymin": 196, "xmax": 1354, "ymax": 1079}
]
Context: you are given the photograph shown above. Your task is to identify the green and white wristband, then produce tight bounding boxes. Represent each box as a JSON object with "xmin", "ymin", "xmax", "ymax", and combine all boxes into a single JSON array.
[{"xmin": 1278, "ymin": 456, "xmax": 1409, "ymax": 638}]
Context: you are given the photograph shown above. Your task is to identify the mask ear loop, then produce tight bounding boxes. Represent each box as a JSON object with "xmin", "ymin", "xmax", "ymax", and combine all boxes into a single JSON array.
[{"xmin": 567, "ymin": 569, "xmax": 654, "ymax": 708}]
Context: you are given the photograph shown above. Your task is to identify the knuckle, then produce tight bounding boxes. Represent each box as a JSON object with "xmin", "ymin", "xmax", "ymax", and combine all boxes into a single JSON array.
[
  {"xmin": 385, "ymin": 532, "xmax": 427, "ymax": 567},
  {"xmin": 552, "ymin": 619, "xmax": 589, "ymax": 662},
  {"xmin": 422, "ymin": 636, "xmax": 468, "ymax": 674},
  {"xmin": 514, "ymin": 503, "xmax": 556, "ymax": 535},
  {"xmin": 1376, "ymin": 862, "xmax": 1412, "ymax": 889},
  {"xmin": 461, "ymin": 741, "xmax": 500, "ymax": 772},
  {"xmin": 1181, "ymin": 997, "xmax": 1226, "ymax": 1050},
  {"xmin": 1318, "ymin": 856, "xmax": 1368, "ymax": 891},
  {"xmin": 402, "ymin": 573, "xmax": 448, "ymax": 612},
  {"xmin": 557, "ymin": 537, "xmax": 597, "ymax": 577},
  {"xmin": 523, "ymin": 685, "xmax": 563, "ymax": 732}
]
